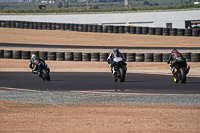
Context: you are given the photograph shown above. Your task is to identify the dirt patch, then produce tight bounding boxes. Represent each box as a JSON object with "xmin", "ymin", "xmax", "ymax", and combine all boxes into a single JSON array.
[
  {"xmin": 0, "ymin": 100, "xmax": 199, "ymax": 133},
  {"xmin": 1, "ymin": 28, "xmax": 200, "ymax": 47}
]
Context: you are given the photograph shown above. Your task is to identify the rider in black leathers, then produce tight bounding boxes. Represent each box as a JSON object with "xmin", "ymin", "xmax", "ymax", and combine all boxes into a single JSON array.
[
  {"xmin": 167, "ymin": 49, "xmax": 190, "ymax": 74},
  {"xmin": 29, "ymin": 54, "xmax": 45, "ymax": 75},
  {"xmin": 107, "ymin": 48, "xmax": 126, "ymax": 74}
]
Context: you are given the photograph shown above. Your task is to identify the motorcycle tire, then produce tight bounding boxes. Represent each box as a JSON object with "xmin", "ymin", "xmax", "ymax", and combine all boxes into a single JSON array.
[
  {"xmin": 41, "ymin": 69, "xmax": 48, "ymax": 81},
  {"xmin": 119, "ymin": 68, "xmax": 125, "ymax": 82},
  {"xmin": 180, "ymin": 67, "xmax": 186, "ymax": 83}
]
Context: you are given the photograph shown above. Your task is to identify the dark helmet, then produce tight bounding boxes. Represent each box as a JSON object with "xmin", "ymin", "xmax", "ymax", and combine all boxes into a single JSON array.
[
  {"xmin": 113, "ymin": 47, "xmax": 120, "ymax": 57},
  {"xmin": 172, "ymin": 49, "xmax": 179, "ymax": 53}
]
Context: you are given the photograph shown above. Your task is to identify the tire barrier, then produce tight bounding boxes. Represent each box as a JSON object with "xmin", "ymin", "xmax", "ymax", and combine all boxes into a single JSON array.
[
  {"xmin": 74, "ymin": 24, "xmax": 78, "ymax": 31},
  {"xmin": 97, "ymin": 25, "xmax": 102, "ymax": 33},
  {"xmin": 92, "ymin": 25, "xmax": 97, "ymax": 32},
  {"xmin": 24, "ymin": 22, "xmax": 29, "ymax": 29},
  {"xmin": 0, "ymin": 49, "xmax": 200, "ymax": 62},
  {"xmin": 4, "ymin": 50, "xmax": 12, "ymax": 59},
  {"xmin": 102, "ymin": 25, "xmax": 108, "ymax": 33},
  {"xmin": 42, "ymin": 23, "xmax": 47, "ymax": 30},
  {"xmin": 69, "ymin": 23, "xmax": 74, "ymax": 31},
  {"xmin": 33, "ymin": 22, "xmax": 38, "ymax": 29},
  {"xmin": 130, "ymin": 26, "xmax": 136, "ymax": 34},
  {"xmin": 185, "ymin": 29, "xmax": 192, "ymax": 36},
  {"xmin": 82, "ymin": 53, "xmax": 91, "ymax": 61},
  {"xmin": 100, "ymin": 53, "xmax": 108, "ymax": 62},
  {"xmin": 124, "ymin": 26, "xmax": 130, "ymax": 33},
  {"xmin": 56, "ymin": 52, "xmax": 65, "ymax": 61},
  {"xmin": 91, "ymin": 53, "xmax": 100, "ymax": 61},
  {"xmin": 55, "ymin": 23, "xmax": 60, "ymax": 30},
  {"xmin": 119, "ymin": 26, "xmax": 125, "ymax": 33},
  {"xmin": 65, "ymin": 52, "xmax": 73, "ymax": 61},
  {"xmin": 192, "ymin": 29, "xmax": 199, "ymax": 37},
  {"xmin": 153, "ymin": 53, "xmax": 162, "ymax": 62},
  {"xmin": 29, "ymin": 22, "xmax": 33, "ymax": 29},
  {"xmin": 136, "ymin": 27, "xmax": 142, "ymax": 34},
  {"xmin": 107, "ymin": 25, "xmax": 113, "ymax": 33},
  {"xmin": 83, "ymin": 24, "xmax": 88, "ymax": 32},
  {"xmin": 162, "ymin": 28, "xmax": 170, "ymax": 36},
  {"xmin": 11, "ymin": 21, "xmax": 15, "ymax": 28},
  {"xmin": 87, "ymin": 24, "xmax": 93, "ymax": 32},
  {"xmin": 13, "ymin": 50, "xmax": 22, "ymax": 59},
  {"xmin": 142, "ymin": 27, "xmax": 148, "ymax": 35},
  {"xmin": 155, "ymin": 28, "xmax": 162, "ymax": 35},
  {"xmin": 149, "ymin": 27, "xmax": 155, "ymax": 35},
  {"xmin": 135, "ymin": 53, "xmax": 144, "ymax": 62},
  {"xmin": 39, "ymin": 51, "xmax": 47, "ymax": 60},
  {"xmin": 113, "ymin": 26, "xmax": 119, "ymax": 33},
  {"xmin": 6, "ymin": 21, "xmax": 11, "ymax": 28},
  {"xmin": 0, "ymin": 49, "xmax": 4, "ymax": 58},
  {"xmin": 20, "ymin": 21, "xmax": 24, "ymax": 29},
  {"xmin": 38, "ymin": 22, "xmax": 42, "ymax": 30},
  {"xmin": 78, "ymin": 24, "xmax": 83, "ymax": 32},
  {"xmin": 1, "ymin": 20, "xmax": 6, "ymax": 27},
  {"xmin": 51, "ymin": 23, "xmax": 56, "ymax": 30},
  {"xmin": 47, "ymin": 23, "xmax": 51, "ymax": 30},
  {"xmin": 22, "ymin": 51, "xmax": 30, "ymax": 59},
  {"xmin": 48, "ymin": 52, "xmax": 56, "ymax": 60},
  {"xmin": 182, "ymin": 53, "xmax": 191, "ymax": 62},
  {"xmin": 144, "ymin": 53, "xmax": 153, "ymax": 62},
  {"xmin": 177, "ymin": 29, "xmax": 185, "ymax": 36},
  {"xmin": 170, "ymin": 28, "xmax": 177, "ymax": 36},
  {"xmin": 191, "ymin": 53, "xmax": 200, "ymax": 62},
  {"xmin": 1, "ymin": 20, "xmax": 200, "ymax": 37},
  {"xmin": 162, "ymin": 53, "xmax": 170, "ymax": 62},
  {"xmin": 126, "ymin": 53, "xmax": 135, "ymax": 62},
  {"xmin": 74, "ymin": 52, "xmax": 82, "ymax": 61}
]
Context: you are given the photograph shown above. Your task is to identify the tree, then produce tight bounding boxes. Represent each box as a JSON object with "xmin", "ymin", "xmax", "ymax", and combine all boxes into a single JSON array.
[
  {"xmin": 57, "ymin": 2, "xmax": 63, "ymax": 8},
  {"xmin": 143, "ymin": 1, "xmax": 149, "ymax": 5}
]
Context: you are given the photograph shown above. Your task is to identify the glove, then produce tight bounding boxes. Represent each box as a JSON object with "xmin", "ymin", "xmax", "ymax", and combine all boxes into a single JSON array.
[{"xmin": 167, "ymin": 60, "xmax": 170, "ymax": 64}]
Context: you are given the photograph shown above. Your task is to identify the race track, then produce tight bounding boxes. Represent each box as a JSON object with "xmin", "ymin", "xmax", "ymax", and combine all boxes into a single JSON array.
[{"xmin": 0, "ymin": 72, "xmax": 200, "ymax": 94}]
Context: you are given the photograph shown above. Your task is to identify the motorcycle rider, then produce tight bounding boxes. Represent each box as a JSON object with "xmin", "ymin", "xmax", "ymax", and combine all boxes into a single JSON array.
[
  {"xmin": 167, "ymin": 49, "xmax": 190, "ymax": 75},
  {"xmin": 107, "ymin": 48, "xmax": 126, "ymax": 75},
  {"xmin": 29, "ymin": 54, "xmax": 45, "ymax": 75}
]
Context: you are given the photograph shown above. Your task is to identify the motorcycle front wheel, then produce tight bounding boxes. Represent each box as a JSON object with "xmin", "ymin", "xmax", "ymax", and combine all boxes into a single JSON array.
[
  {"xmin": 41, "ymin": 69, "xmax": 50, "ymax": 81},
  {"xmin": 119, "ymin": 68, "xmax": 125, "ymax": 82},
  {"xmin": 180, "ymin": 67, "xmax": 186, "ymax": 83}
]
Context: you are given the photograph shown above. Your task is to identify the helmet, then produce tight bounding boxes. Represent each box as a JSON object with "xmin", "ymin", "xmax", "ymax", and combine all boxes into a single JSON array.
[
  {"xmin": 113, "ymin": 47, "xmax": 120, "ymax": 57},
  {"xmin": 172, "ymin": 49, "xmax": 178, "ymax": 53},
  {"xmin": 32, "ymin": 54, "xmax": 36, "ymax": 58}
]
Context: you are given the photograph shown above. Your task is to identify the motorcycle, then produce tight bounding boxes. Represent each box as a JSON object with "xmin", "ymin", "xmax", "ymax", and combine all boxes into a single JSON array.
[
  {"xmin": 169, "ymin": 61, "xmax": 189, "ymax": 83},
  {"xmin": 111, "ymin": 57, "xmax": 127, "ymax": 82},
  {"xmin": 37, "ymin": 61, "xmax": 51, "ymax": 81}
]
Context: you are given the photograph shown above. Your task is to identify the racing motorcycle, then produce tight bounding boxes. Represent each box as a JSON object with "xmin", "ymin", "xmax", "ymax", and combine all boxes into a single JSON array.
[
  {"xmin": 37, "ymin": 61, "xmax": 51, "ymax": 81},
  {"xmin": 111, "ymin": 57, "xmax": 127, "ymax": 82},
  {"xmin": 169, "ymin": 61, "xmax": 189, "ymax": 83}
]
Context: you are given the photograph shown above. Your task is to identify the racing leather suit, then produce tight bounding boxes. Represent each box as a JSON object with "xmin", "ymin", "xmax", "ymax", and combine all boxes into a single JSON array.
[{"xmin": 29, "ymin": 57, "xmax": 45, "ymax": 74}]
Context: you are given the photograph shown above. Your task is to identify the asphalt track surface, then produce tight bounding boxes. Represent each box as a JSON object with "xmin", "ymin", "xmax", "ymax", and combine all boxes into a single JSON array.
[
  {"xmin": 0, "ymin": 72, "xmax": 200, "ymax": 94},
  {"xmin": 1, "ymin": 42, "xmax": 200, "ymax": 50}
]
